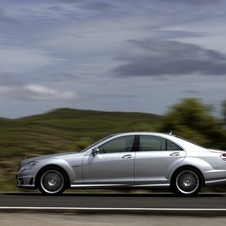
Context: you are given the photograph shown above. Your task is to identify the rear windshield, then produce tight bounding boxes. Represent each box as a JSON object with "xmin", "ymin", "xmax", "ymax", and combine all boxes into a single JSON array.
[{"xmin": 171, "ymin": 134, "xmax": 204, "ymax": 148}]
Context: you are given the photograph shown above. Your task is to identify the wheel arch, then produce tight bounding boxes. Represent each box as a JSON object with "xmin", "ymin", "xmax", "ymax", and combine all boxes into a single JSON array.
[
  {"xmin": 35, "ymin": 164, "xmax": 71, "ymax": 189},
  {"xmin": 170, "ymin": 165, "xmax": 205, "ymax": 188}
]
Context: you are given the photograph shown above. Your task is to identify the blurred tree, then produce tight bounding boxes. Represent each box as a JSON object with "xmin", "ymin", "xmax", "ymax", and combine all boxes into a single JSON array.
[
  {"xmin": 222, "ymin": 99, "xmax": 226, "ymax": 126},
  {"xmin": 158, "ymin": 98, "xmax": 226, "ymax": 149}
]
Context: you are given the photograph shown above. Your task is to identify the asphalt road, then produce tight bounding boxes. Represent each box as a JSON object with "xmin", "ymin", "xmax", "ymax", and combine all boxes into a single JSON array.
[
  {"xmin": 1, "ymin": 192, "xmax": 226, "ymax": 209},
  {"xmin": 2, "ymin": 213, "xmax": 226, "ymax": 226},
  {"xmin": 2, "ymin": 192, "xmax": 226, "ymax": 225}
]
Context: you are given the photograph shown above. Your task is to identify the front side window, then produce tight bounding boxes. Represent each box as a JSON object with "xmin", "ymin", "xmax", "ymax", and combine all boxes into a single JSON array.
[
  {"xmin": 98, "ymin": 135, "xmax": 135, "ymax": 154},
  {"xmin": 139, "ymin": 135, "xmax": 183, "ymax": 151}
]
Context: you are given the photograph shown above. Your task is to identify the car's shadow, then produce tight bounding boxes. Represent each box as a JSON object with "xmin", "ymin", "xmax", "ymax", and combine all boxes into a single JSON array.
[{"xmin": 3, "ymin": 192, "xmax": 224, "ymax": 198}]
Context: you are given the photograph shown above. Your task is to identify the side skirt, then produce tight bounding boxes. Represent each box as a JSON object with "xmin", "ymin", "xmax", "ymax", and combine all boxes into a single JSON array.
[{"xmin": 70, "ymin": 184, "xmax": 170, "ymax": 189}]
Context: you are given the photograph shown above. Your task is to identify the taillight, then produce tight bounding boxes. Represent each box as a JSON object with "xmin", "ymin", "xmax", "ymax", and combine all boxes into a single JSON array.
[{"xmin": 221, "ymin": 153, "xmax": 226, "ymax": 162}]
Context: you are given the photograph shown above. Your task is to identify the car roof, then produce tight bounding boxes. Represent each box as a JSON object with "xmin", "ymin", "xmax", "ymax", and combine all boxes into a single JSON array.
[
  {"xmin": 114, "ymin": 132, "xmax": 172, "ymax": 137},
  {"xmin": 112, "ymin": 132, "xmax": 204, "ymax": 149},
  {"xmin": 112, "ymin": 131, "xmax": 177, "ymax": 140}
]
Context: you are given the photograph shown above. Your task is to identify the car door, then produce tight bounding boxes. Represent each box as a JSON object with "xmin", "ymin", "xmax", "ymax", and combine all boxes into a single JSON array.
[
  {"xmin": 135, "ymin": 135, "xmax": 186, "ymax": 185},
  {"xmin": 82, "ymin": 135, "xmax": 135, "ymax": 184}
]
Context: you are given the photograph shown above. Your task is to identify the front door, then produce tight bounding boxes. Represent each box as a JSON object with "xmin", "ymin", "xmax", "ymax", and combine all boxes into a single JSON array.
[{"xmin": 82, "ymin": 135, "xmax": 135, "ymax": 184}]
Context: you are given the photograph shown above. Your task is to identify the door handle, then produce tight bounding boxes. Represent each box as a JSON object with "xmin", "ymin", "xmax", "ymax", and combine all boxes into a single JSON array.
[
  {"xmin": 122, "ymin": 154, "xmax": 132, "ymax": 159},
  {"xmin": 170, "ymin": 152, "xmax": 180, "ymax": 157}
]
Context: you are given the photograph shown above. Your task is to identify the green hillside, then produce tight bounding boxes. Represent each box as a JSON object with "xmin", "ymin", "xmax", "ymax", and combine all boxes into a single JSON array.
[{"xmin": 0, "ymin": 108, "xmax": 161, "ymax": 191}]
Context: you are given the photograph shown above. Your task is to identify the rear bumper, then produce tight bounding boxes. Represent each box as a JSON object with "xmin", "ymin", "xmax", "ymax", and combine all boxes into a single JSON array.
[
  {"xmin": 205, "ymin": 178, "xmax": 226, "ymax": 186},
  {"xmin": 204, "ymin": 169, "xmax": 226, "ymax": 186}
]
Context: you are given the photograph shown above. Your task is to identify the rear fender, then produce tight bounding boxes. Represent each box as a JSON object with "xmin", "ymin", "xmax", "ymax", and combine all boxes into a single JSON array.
[{"xmin": 167, "ymin": 157, "xmax": 213, "ymax": 181}]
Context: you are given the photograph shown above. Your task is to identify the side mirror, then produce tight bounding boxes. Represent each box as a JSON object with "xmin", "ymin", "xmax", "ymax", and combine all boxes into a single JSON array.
[{"xmin": 92, "ymin": 147, "xmax": 99, "ymax": 156}]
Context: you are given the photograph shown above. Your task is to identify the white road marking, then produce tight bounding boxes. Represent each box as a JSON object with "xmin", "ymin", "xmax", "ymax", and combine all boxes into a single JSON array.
[{"xmin": 0, "ymin": 207, "xmax": 226, "ymax": 211}]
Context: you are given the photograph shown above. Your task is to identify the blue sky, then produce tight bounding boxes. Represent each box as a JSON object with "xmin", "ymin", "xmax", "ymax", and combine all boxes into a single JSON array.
[{"xmin": 0, "ymin": 0, "xmax": 226, "ymax": 118}]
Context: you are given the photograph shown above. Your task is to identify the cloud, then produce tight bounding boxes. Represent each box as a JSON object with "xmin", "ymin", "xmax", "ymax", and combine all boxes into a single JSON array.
[
  {"xmin": 23, "ymin": 84, "xmax": 75, "ymax": 101},
  {"xmin": 49, "ymin": 72, "xmax": 79, "ymax": 82},
  {"xmin": 0, "ymin": 73, "xmax": 21, "ymax": 85},
  {"xmin": 153, "ymin": 30, "xmax": 206, "ymax": 40},
  {"xmin": 0, "ymin": 47, "xmax": 59, "ymax": 72},
  {"xmin": 0, "ymin": 86, "xmax": 14, "ymax": 96},
  {"xmin": 79, "ymin": 2, "xmax": 116, "ymax": 11},
  {"xmin": 113, "ymin": 39, "xmax": 226, "ymax": 77},
  {"xmin": 0, "ymin": 7, "xmax": 3, "ymax": 17},
  {"xmin": 167, "ymin": 0, "xmax": 222, "ymax": 5},
  {"xmin": 150, "ymin": 0, "xmax": 222, "ymax": 6},
  {"xmin": 0, "ymin": 82, "xmax": 76, "ymax": 102},
  {"xmin": 61, "ymin": 0, "xmax": 114, "ymax": 9},
  {"xmin": 185, "ymin": 90, "xmax": 201, "ymax": 94},
  {"xmin": 0, "ymin": 7, "xmax": 18, "ymax": 25}
]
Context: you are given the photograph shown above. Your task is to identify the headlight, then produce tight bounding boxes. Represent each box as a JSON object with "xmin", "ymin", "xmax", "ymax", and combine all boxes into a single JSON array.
[{"xmin": 20, "ymin": 161, "xmax": 38, "ymax": 171}]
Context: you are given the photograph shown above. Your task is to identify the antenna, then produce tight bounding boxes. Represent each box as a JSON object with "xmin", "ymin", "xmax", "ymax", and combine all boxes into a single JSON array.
[{"xmin": 169, "ymin": 131, "xmax": 172, "ymax": 135}]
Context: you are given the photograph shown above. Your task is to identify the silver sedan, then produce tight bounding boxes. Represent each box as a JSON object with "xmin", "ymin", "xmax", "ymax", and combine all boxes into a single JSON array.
[{"xmin": 16, "ymin": 132, "xmax": 226, "ymax": 196}]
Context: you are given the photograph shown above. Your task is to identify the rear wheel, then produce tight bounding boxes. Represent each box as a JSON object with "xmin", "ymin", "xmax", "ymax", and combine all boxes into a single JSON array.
[
  {"xmin": 38, "ymin": 167, "xmax": 67, "ymax": 195},
  {"xmin": 171, "ymin": 168, "xmax": 202, "ymax": 196}
]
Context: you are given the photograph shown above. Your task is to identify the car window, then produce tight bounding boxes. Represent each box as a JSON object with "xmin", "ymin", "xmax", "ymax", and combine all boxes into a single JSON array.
[
  {"xmin": 167, "ymin": 140, "xmax": 183, "ymax": 150},
  {"xmin": 139, "ymin": 135, "xmax": 183, "ymax": 151},
  {"xmin": 81, "ymin": 134, "xmax": 115, "ymax": 152},
  {"xmin": 98, "ymin": 135, "xmax": 135, "ymax": 154}
]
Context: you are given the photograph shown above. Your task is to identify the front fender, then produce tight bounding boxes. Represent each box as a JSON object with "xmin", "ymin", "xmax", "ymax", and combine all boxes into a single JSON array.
[{"xmin": 35, "ymin": 158, "xmax": 77, "ymax": 185}]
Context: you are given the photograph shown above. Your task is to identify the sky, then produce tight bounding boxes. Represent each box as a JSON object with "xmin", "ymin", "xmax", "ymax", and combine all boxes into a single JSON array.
[{"xmin": 0, "ymin": 0, "xmax": 226, "ymax": 118}]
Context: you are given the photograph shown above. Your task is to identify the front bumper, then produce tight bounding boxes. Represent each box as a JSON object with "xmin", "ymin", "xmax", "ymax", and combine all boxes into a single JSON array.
[{"xmin": 16, "ymin": 174, "xmax": 36, "ymax": 189}]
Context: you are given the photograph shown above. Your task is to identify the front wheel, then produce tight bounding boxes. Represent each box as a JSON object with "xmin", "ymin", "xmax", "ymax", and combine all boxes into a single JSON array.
[
  {"xmin": 38, "ymin": 167, "xmax": 67, "ymax": 195},
  {"xmin": 171, "ymin": 168, "xmax": 202, "ymax": 196}
]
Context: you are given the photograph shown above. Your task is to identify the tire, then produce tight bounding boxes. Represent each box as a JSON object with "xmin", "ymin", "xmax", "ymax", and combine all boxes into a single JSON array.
[
  {"xmin": 171, "ymin": 167, "xmax": 202, "ymax": 197},
  {"xmin": 37, "ymin": 167, "xmax": 68, "ymax": 195}
]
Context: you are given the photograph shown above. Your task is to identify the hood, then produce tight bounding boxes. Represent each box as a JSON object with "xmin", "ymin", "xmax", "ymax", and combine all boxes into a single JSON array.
[{"xmin": 20, "ymin": 151, "xmax": 82, "ymax": 164}]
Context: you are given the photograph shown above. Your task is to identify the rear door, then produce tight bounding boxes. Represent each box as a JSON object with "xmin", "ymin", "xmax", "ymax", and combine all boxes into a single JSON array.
[{"xmin": 135, "ymin": 135, "xmax": 186, "ymax": 185}]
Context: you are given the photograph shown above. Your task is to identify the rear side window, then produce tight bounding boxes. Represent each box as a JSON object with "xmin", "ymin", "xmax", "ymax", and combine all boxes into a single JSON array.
[
  {"xmin": 167, "ymin": 140, "xmax": 183, "ymax": 150},
  {"xmin": 139, "ymin": 135, "xmax": 183, "ymax": 151}
]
